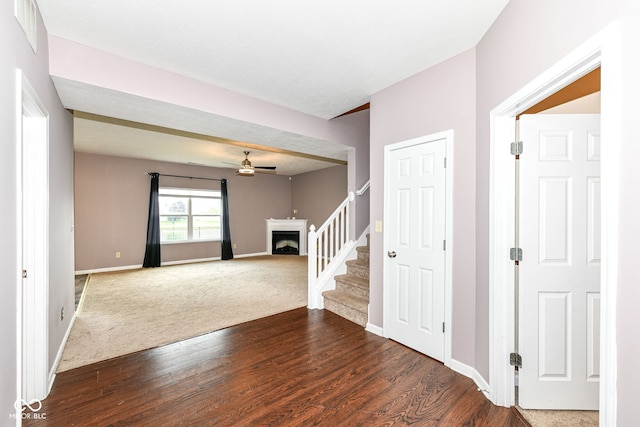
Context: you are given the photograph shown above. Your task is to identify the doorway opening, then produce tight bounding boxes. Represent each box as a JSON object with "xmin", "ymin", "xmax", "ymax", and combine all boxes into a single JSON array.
[
  {"xmin": 18, "ymin": 71, "xmax": 50, "ymax": 402},
  {"xmin": 488, "ymin": 23, "xmax": 621, "ymax": 426}
]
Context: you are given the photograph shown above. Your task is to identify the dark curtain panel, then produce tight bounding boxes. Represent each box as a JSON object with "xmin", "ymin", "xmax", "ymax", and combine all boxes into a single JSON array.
[
  {"xmin": 220, "ymin": 178, "xmax": 234, "ymax": 260},
  {"xmin": 142, "ymin": 172, "xmax": 161, "ymax": 267}
]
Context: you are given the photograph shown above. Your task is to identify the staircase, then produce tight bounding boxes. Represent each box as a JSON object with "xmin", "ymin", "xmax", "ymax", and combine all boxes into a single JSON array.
[{"xmin": 322, "ymin": 235, "xmax": 369, "ymax": 327}]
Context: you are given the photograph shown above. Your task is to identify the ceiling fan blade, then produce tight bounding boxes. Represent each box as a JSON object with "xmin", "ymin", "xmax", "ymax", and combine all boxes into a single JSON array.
[{"xmin": 254, "ymin": 166, "xmax": 276, "ymax": 170}]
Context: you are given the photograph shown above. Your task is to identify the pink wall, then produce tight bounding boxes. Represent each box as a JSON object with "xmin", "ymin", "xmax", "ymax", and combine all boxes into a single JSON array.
[{"xmin": 370, "ymin": 49, "xmax": 478, "ymax": 365}]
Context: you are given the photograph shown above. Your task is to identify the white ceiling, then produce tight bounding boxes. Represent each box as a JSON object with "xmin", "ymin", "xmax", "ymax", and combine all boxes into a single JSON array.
[{"xmin": 37, "ymin": 0, "xmax": 510, "ymax": 175}]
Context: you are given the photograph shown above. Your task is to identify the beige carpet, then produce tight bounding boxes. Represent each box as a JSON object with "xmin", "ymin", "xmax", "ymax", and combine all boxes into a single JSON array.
[
  {"xmin": 58, "ymin": 255, "xmax": 307, "ymax": 372},
  {"xmin": 518, "ymin": 408, "xmax": 598, "ymax": 426}
]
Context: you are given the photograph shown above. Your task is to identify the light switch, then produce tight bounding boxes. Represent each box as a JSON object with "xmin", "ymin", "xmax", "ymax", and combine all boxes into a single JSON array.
[{"xmin": 375, "ymin": 221, "xmax": 383, "ymax": 233}]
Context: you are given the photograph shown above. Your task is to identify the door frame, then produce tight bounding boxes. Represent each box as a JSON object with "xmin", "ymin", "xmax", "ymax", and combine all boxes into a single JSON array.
[
  {"xmin": 488, "ymin": 23, "xmax": 620, "ymax": 425},
  {"xmin": 16, "ymin": 70, "xmax": 51, "ymax": 403},
  {"xmin": 383, "ymin": 129, "xmax": 454, "ymax": 368}
]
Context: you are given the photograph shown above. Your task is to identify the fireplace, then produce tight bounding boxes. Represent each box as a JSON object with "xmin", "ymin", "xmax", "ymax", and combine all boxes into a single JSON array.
[
  {"xmin": 265, "ymin": 219, "xmax": 308, "ymax": 255},
  {"xmin": 271, "ymin": 230, "xmax": 300, "ymax": 255}
]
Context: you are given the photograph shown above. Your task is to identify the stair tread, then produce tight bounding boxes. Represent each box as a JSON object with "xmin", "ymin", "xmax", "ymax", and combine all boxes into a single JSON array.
[
  {"xmin": 346, "ymin": 259, "xmax": 369, "ymax": 267},
  {"xmin": 323, "ymin": 290, "xmax": 368, "ymax": 311},
  {"xmin": 334, "ymin": 274, "xmax": 369, "ymax": 288}
]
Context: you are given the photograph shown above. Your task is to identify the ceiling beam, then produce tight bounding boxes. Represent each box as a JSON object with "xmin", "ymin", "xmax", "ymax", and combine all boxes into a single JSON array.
[
  {"xmin": 332, "ymin": 103, "xmax": 371, "ymax": 119},
  {"xmin": 74, "ymin": 111, "xmax": 347, "ymax": 165}
]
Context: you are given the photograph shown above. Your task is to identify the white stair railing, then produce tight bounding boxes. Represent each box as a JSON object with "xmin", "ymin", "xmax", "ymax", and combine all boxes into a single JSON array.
[{"xmin": 307, "ymin": 191, "xmax": 356, "ymax": 309}]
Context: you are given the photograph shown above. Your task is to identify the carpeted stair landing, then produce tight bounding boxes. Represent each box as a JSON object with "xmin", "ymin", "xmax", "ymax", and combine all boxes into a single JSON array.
[{"xmin": 323, "ymin": 236, "xmax": 369, "ymax": 327}]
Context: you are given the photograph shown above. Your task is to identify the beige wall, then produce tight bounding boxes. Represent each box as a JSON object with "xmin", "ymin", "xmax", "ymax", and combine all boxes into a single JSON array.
[
  {"xmin": 291, "ymin": 165, "xmax": 348, "ymax": 231},
  {"xmin": 74, "ymin": 153, "xmax": 347, "ymax": 271}
]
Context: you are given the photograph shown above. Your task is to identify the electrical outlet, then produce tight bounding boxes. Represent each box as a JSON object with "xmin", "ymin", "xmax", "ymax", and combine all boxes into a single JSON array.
[
  {"xmin": 233, "ymin": 243, "xmax": 237, "ymax": 249},
  {"xmin": 293, "ymin": 209, "xmax": 297, "ymax": 214},
  {"xmin": 115, "ymin": 251, "xmax": 121, "ymax": 258}
]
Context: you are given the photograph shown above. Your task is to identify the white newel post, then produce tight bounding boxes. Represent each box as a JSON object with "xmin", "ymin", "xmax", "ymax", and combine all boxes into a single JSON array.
[{"xmin": 307, "ymin": 224, "xmax": 318, "ymax": 309}]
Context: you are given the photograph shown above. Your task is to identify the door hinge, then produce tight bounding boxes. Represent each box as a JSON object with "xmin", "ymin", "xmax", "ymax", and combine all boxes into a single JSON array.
[
  {"xmin": 443, "ymin": 240, "xmax": 446, "ymax": 250},
  {"xmin": 442, "ymin": 322, "xmax": 445, "ymax": 333},
  {"xmin": 444, "ymin": 157, "xmax": 447, "ymax": 168},
  {"xmin": 22, "ymin": 269, "xmax": 27, "ymax": 279},
  {"xmin": 511, "ymin": 141, "xmax": 523, "ymax": 156},
  {"xmin": 510, "ymin": 247, "xmax": 522, "ymax": 263},
  {"xmin": 510, "ymin": 352, "xmax": 522, "ymax": 368}
]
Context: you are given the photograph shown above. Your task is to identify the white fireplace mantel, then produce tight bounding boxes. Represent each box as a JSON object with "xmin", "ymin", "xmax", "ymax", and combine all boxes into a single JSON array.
[{"xmin": 266, "ymin": 219, "xmax": 308, "ymax": 255}]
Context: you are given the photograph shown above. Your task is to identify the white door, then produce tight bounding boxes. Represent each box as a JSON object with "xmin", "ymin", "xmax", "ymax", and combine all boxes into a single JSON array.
[
  {"xmin": 384, "ymin": 137, "xmax": 446, "ymax": 361},
  {"xmin": 518, "ymin": 114, "xmax": 600, "ymax": 410}
]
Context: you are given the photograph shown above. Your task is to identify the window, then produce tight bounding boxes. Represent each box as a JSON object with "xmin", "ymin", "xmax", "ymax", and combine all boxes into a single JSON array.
[{"xmin": 159, "ymin": 188, "xmax": 221, "ymax": 243}]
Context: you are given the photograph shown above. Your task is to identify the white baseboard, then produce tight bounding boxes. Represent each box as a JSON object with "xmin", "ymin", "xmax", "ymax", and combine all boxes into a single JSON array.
[
  {"xmin": 163, "ymin": 252, "xmax": 268, "ymax": 265},
  {"xmin": 235, "ymin": 252, "xmax": 269, "ymax": 258},
  {"xmin": 449, "ymin": 358, "xmax": 492, "ymax": 401},
  {"xmin": 75, "ymin": 264, "xmax": 142, "ymax": 275},
  {"xmin": 74, "ymin": 252, "xmax": 272, "ymax": 275},
  {"xmin": 49, "ymin": 309, "xmax": 79, "ymax": 395},
  {"xmin": 365, "ymin": 322, "xmax": 383, "ymax": 336}
]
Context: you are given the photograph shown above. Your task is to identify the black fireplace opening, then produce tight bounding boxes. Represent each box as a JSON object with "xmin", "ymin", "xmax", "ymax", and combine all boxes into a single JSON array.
[{"xmin": 272, "ymin": 230, "xmax": 300, "ymax": 255}]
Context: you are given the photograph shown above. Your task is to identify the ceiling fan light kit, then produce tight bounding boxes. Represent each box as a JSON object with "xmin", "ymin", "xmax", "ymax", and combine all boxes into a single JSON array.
[
  {"xmin": 237, "ymin": 167, "xmax": 255, "ymax": 176},
  {"xmin": 236, "ymin": 151, "xmax": 276, "ymax": 176}
]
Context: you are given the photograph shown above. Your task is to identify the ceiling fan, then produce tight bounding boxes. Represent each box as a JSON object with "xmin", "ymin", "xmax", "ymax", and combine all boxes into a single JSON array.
[{"xmin": 235, "ymin": 151, "xmax": 276, "ymax": 176}]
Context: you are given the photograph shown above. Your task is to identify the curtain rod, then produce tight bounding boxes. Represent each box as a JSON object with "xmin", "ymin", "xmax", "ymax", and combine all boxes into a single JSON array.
[{"xmin": 148, "ymin": 172, "xmax": 222, "ymax": 182}]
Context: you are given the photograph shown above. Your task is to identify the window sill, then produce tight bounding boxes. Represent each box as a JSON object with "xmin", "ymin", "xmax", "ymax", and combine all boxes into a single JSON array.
[{"xmin": 161, "ymin": 239, "xmax": 221, "ymax": 245}]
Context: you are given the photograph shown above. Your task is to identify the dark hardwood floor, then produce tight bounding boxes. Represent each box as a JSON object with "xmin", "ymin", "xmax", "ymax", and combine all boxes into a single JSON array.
[{"xmin": 25, "ymin": 308, "xmax": 529, "ymax": 426}]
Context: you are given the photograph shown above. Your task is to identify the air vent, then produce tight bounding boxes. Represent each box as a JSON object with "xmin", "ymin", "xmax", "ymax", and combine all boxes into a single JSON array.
[{"xmin": 15, "ymin": 0, "xmax": 37, "ymax": 53}]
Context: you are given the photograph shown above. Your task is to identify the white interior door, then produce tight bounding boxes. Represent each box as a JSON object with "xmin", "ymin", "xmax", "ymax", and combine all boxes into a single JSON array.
[
  {"xmin": 519, "ymin": 114, "xmax": 600, "ymax": 410},
  {"xmin": 384, "ymin": 136, "xmax": 446, "ymax": 361}
]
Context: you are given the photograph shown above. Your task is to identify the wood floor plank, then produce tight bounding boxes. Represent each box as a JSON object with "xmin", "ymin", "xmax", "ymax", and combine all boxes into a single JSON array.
[{"xmin": 24, "ymin": 308, "xmax": 528, "ymax": 426}]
